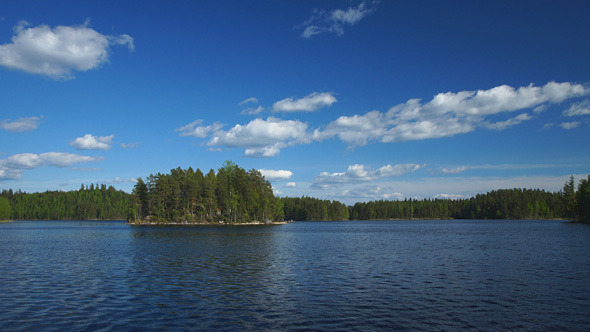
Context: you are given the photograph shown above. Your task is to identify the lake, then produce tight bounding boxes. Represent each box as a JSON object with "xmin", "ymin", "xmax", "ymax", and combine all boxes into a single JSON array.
[{"xmin": 1, "ymin": 219, "xmax": 589, "ymax": 331}]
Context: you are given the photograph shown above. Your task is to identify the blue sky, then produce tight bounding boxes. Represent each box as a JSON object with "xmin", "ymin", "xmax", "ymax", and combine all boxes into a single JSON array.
[{"xmin": 1, "ymin": 0, "xmax": 589, "ymax": 204}]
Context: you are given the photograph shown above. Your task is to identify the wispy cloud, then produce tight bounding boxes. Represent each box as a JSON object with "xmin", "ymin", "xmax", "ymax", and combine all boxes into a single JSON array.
[
  {"xmin": 312, "ymin": 163, "xmax": 424, "ymax": 189},
  {"xmin": 175, "ymin": 120, "xmax": 223, "ymax": 138},
  {"xmin": 272, "ymin": 92, "xmax": 337, "ymax": 112},
  {"xmin": 441, "ymin": 166, "xmax": 469, "ymax": 174},
  {"xmin": 560, "ymin": 121, "xmax": 580, "ymax": 130},
  {"xmin": 70, "ymin": 134, "xmax": 114, "ymax": 150},
  {"xmin": 120, "ymin": 142, "xmax": 140, "ymax": 149},
  {"xmin": 0, "ymin": 21, "xmax": 133, "ymax": 79},
  {"xmin": 0, "ymin": 152, "xmax": 103, "ymax": 180},
  {"xmin": 1, "ymin": 115, "xmax": 43, "ymax": 132},
  {"xmin": 563, "ymin": 99, "xmax": 590, "ymax": 117},
  {"xmin": 239, "ymin": 97, "xmax": 259, "ymax": 106},
  {"xmin": 318, "ymin": 174, "xmax": 579, "ymax": 204},
  {"xmin": 105, "ymin": 177, "xmax": 137, "ymax": 184},
  {"xmin": 300, "ymin": 1, "xmax": 378, "ymax": 38},
  {"xmin": 484, "ymin": 113, "xmax": 532, "ymax": 131},
  {"xmin": 241, "ymin": 105, "xmax": 264, "ymax": 115}
]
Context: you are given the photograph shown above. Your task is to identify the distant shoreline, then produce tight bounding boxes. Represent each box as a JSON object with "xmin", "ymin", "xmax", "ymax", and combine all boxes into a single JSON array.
[{"xmin": 128, "ymin": 220, "xmax": 291, "ymax": 226}]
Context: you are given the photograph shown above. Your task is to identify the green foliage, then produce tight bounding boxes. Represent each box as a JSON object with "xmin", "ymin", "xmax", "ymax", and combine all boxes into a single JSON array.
[
  {"xmin": 131, "ymin": 161, "xmax": 282, "ymax": 223},
  {"xmin": 576, "ymin": 175, "xmax": 590, "ymax": 222},
  {"xmin": 0, "ymin": 196, "xmax": 12, "ymax": 220},
  {"xmin": 281, "ymin": 196, "xmax": 349, "ymax": 221},
  {"xmin": 0, "ymin": 185, "xmax": 131, "ymax": 220},
  {"xmin": 347, "ymin": 188, "xmax": 567, "ymax": 221}
]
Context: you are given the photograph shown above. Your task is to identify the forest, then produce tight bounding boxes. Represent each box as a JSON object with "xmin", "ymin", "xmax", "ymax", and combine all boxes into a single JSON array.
[
  {"xmin": 130, "ymin": 161, "xmax": 283, "ymax": 223},
  {"xmin": 1, "ymin": 162, "xmax": 589, "ymax": 224},
  {"xmin": 0, "ymin": 184, "xmax": 130, "ymax": 220}
]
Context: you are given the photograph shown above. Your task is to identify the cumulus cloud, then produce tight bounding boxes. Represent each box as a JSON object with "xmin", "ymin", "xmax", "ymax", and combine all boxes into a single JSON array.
[
  {"xmin": 563, "ymin": 99, "xmax": 590, "ymax": 117},
  {"xmin": 70, "ymin": 134, "xmax": 114, "ymax": 150},
  {"xmin": 0, "ymin": 21, "xmax": 133, "ymax": 79},
  {"xmin": 179, "ymin": 82, "xmax": 589, "ymax": 156},
  {"xmin": 178, "ymin": 117, "xmax": 312, "ymax": 157},
  {"xmin": 0, "ymin": 152, "xmax": 103, "ymax": 180},
  {"xmin": 312, "ymin": 163, "xmax": 424, "ymax": 189},
  {"xmin": 560, "ymin": 121, "xmax": 580, "ymax": 130},
  {"xmin": 285, "ymin": 182, "xmax": 297, "ymax": 188},
  {"xmin": 300, "ymin": 1, "xmax": 378, "ymax": 38},
  {"xmin": 1, "ymin": 115, "xmax": 43, "ymax": 132},
  {"xmin": 258, "ymin": 169, "xmax": 293, "ymax": 181},
  {"xmin": 175, "ymin": 120, "xmax": 223, "ymax": 138},
  {"xmin": 272, "ymin": 92, "xmax": 337, "ymax": 112},
  {"xmin": 316, "ymin": 81, "xmax": 590, "ymax": 147}
]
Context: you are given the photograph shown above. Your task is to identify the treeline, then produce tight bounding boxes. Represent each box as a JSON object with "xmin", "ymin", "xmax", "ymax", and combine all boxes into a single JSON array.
[
  {"xmin": 0, "ymin": 184, "xmax": 131, "ymax": 220},
  {"xmin": 281, "ymin": 196, "xmax": 349, "ymax": 221},
  {"xmin": 131, "ymin": 161, "xmax": 283, "ymax": 223},
  {"xmin": 348, "ymin": 189, "xmax": 565, "ymax": 220},
  {"xmin": 1, "ymin": 165, "xmax": 588, "ymax": 223},
  {"xmin": 347, "ymin": 176, "xmax": 590, "ymax": 222}
]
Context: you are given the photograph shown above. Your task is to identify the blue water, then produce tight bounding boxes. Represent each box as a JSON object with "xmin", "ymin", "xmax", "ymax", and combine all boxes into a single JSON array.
[{"xmin": 1, "ymin": 220, "xmax": 589, "ymax": 331}]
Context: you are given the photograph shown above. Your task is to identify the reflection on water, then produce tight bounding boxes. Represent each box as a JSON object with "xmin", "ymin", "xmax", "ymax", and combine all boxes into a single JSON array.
[{"xmin": 0, "ymin": 220, "xmax": 589, "ymax": 330}]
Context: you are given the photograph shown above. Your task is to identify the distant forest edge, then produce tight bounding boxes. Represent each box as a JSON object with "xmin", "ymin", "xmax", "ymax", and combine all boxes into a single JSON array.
[{"xmin": 0, "ymin": 162, "xmax": 589, "ymax": 223}]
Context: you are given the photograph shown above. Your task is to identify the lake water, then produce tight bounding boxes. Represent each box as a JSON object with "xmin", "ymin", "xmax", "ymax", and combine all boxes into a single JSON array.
[{"xmin": 1, "ymin": 219, "xmax": 589, "ymax": 331}]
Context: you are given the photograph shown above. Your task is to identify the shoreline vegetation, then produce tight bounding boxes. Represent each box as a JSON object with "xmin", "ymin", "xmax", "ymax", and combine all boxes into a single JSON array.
[{"xmin": 1, "ymin": 162, "xmax": 589, "ymax": 224}]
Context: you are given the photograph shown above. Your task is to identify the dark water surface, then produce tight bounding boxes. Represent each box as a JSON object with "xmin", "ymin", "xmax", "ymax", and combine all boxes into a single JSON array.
[{"xmin": 1, "ymin": 220, "xmax": 589, "ymax": 331}]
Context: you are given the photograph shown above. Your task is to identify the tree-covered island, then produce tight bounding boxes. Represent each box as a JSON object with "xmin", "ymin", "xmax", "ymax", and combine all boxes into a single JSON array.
[
  {"xmin": 129, "ymin": 161, "xmax": 283, "ymax": 224},
  {"xmin": 0, "ymin": 161, "xmax": 589, "ymax": 224}
]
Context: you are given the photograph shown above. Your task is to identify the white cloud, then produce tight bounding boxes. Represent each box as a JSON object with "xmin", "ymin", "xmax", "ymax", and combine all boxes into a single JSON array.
[
  {"xmin": 175, "ymin": 120, "xmax": 224, "ymax": 138},
  {"xmin": 1, "ymin": 115, "xmax": 43, "ymax": 132},
  {"xmin": 285, "ymin": 182, "xmax": 297, "ymax": 188},
  {"xmin": 312, "ymin": 163, "xmax": 424, "ymax": 189},
  {"xmin": 0, "ymin": 21, "xmax": 133, "ymax": 79},
  {"xmin": 178, "ymin": 117, "xmax": 312, "ymax": 157},
  {"xmin": 180, "ymin": 82, "xmax": 589, "ymax": 156},
  {"xmin": 441, "ymin": 166, "xmax": 469, "ymax": 174},
  {"xmin": 316, "ymin": 81, "xmax": 590, "ymax": 147},
  {"xmin": 272, "ymin": 92, "xmax": 337, "ymax": 112},
  {"xmin": 244, "ymin": 145, "xmax": 281, "ymax": 158},
  {"xmin": 239, "ymin": 97, "xmax": 259, "ymax": 106},
  {"xmin": 40, "ymin": 152, "xmax": 101, "ymax": 167},
  {"xmin": 105, "ymin": 177, "xmax": 137, "ymax": 184},
  {"xmin": 485, "ymin": 113, "xmax": 532, "ymax": 131},
  {"xmin": 241, "ymin": 105, "xmax": 264, "ymax": 115},
  {"xmin": 70, "ymin": 134, "xmax": 114, "ymax": 150},
  {"xmin": 339, "ymin": 186, "xmax": 404, "ymax": 201},
  {"xmin": 300, "ymin": 1, "xmax": 377, "ymax": 38},
  {"xmin": 563, "ymin": 99, "xmax": 590, "ymax": 117},
  {"xmin": 560, "ymin": 121, "xmax": 580, "ymax": 130},
  {"xmin": 258, "ymin": 169, "xmax": 293, "ymax": 181},
  {"xmin": 434, "ymin": 193, "xmax": 469, "ymax": 200},
  {"xmin": 0, "ymin": 152, "xmax": 102, "ymax": 180}
]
